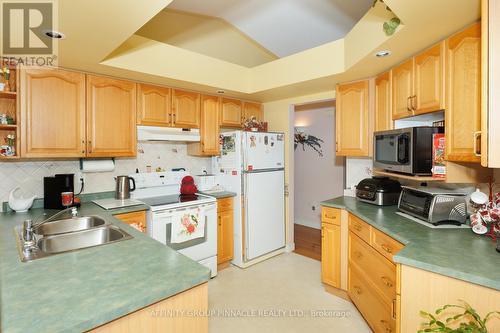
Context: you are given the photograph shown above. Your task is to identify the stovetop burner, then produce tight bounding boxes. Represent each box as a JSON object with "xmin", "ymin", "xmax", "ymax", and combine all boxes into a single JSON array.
[{"xmin": 139, "ymin": 194, "xmax": 201, "ymax": 207}]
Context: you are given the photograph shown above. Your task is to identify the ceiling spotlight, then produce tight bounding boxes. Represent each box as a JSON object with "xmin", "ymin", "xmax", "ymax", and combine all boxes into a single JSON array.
[
  {"xmin": 375, "ymin": 50, "xmax": 391, "ymax": 58},
  {"xmin": 216, "ymin": 90, "xmax": 225, "ymax": 94},
  {"xmin": 44, "ymin": 30, "xmax": 65, "ymax": 39}
]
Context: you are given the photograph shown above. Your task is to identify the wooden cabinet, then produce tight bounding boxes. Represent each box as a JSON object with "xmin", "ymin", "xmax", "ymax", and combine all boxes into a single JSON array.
[
  {"xmin": 445, "ymin": 23, "xmax": 482, "ymax": 162},
  {"xmin": 187, "ymin": 95, "xmax": 220, "ymax": 156},
  {"xmin": 413, "ymin": 42, "xmax": 445, "ymax": 114},
  {"xmin": 217, "ymin": 197, "xmax": 234, "ymax": 267},
  {"xmin": 243, "ymin": 101, "xmax": 263, "ymax": 122},
  {"xmin": 321, "ymin": 207, "xmax": 341, "ymax": 288},
  {"xmin": 347, "ymin": 213, "xmax": 402, "ymax": 333},
  {"xmin": 171, "ymin": 89, "xmax": 200, "ymax": 128},
  {"xmin": 392, "ymin": 59, "xmax": 414, "ymax": 119},
  {"xmin": 137, "ymin": 84, "xmax": 171, "ymax": 127},
  {"xmin": 20, "ymin": 68, "xmax": 86, "ymax": 158},
  {"xmin": 220, "ymin": 98, "xmax": 243, "ymax": 127},
  {"xmin": 335, "ymin": 80, "xmax": 372, "ymax": 157},
  {"xmin": 482, "ymin": 0, "xmax": 500, "ymax": 167},
  {"xmin": 375, "ymin": 72, "xmax": 392, "ymax": 132},
  {"xmin": 86, "ymin": 75, "xmax": 137, "ymax": 157},
  {"xmin": 114, "ymin": 210, "xmax": 147, "ymax": 233}
]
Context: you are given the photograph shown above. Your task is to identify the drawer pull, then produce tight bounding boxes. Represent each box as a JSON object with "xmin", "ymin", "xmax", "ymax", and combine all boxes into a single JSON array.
[
  {"xmin": 380, "ymin": 320, "xmax": 392, "ymax": 333},
  {"xmin": 353, "ymin": 286, "xmax": 362, "ymax": 295},
  {"xmin": 353, "ymin": 224, "xmax": 362, "ymax": 232},
  {"xmin": 325, "ymin": 214, "xmax": 336, "ymax": 219},
  {"xmin": 381, "ymin": 276, "xmax": 393, "ymax": 287},
  {"xmin": 392, "ymin": 299, "xmax": 397, "ymax": 319},
  {"xmin": 381, "ymin": 244, "xmax": 393, "ymax": 254}
]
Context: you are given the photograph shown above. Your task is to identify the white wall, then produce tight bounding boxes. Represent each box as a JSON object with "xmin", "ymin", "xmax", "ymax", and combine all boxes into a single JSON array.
[
  {"xmin": 0, "ymin": 142, "xmax": 211, "ymax": 211},
  {"xmin": 294, "ymin": 107, "xmax": 344, "ymax": 229},
  {"xmin": 345, "ymin": 157, "xmax": 373, "ymax": 191}
]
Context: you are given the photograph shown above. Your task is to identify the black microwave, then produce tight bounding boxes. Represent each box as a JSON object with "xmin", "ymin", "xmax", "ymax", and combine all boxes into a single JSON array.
[{"xmin": 373, "ymin": 127, "xmax": 443, "ymax": 175}]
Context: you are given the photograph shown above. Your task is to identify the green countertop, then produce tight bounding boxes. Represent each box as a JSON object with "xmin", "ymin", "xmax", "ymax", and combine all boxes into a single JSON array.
[
  {"xmin": 199, "ymin": 191, "xmax": 237, "ymax": 199},
  {"xmin": 0, "ymin": 203, "xmax": 211, "ymax": 333},
  {"xmin": 321, "ymin": 197, "xmax": 500, "ymax": 291}
]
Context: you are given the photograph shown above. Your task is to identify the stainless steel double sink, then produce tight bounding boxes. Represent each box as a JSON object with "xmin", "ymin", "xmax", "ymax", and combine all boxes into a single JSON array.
[{"xmin": 15, "ymin": 215, "xmax": 133, "ymax": 262}]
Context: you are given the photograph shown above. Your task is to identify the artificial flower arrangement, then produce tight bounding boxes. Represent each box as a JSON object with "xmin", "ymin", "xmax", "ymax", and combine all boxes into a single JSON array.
[
  {"xmin": 294, "ymin": 129, "xmax": 324, "ymax": 157},
  {"xmin": 243, "ymin": 116, "xmax": 267, "ymax": 132}
]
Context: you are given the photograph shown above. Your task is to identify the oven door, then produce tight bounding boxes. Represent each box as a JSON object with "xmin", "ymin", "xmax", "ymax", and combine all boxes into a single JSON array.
[
  {"xmin": 150, "ymin": 203, "xmax": 217, "ymax": 261},
  {"xmin": 374, "ymin": 129, "xmax": 413, "ymax": 173}
]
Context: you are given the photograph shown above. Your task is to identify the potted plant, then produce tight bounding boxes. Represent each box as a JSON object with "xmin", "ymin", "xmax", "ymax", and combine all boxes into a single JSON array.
[
  {"xmin": 1, "ymin": 66, "xmax": 10, "ymax": 92},
  {"xmin": 419, "ymin": 301, "xmax": 499, "ymax": 332}
]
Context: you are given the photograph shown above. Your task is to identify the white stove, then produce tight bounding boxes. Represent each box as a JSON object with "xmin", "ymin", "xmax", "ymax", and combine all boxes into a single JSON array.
[{"xmin": 130, "ymin": 171, "xmax": 218, "ymax": 277}]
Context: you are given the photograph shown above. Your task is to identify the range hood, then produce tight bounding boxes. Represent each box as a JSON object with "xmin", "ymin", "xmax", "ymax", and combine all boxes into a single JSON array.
[{"xmin": 137, "ymin": 126, "xmax": 201, "ymax": 142}]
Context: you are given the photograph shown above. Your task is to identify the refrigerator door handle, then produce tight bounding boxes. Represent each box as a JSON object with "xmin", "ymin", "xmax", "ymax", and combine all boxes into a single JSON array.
[{"xmin": 243, "ymin": 168, "xmax": 285, "ymax": 174}]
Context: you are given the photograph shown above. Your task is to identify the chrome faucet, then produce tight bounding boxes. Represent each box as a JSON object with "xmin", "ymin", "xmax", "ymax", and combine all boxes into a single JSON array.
[{"xmin": 22, "ymin": 207, "xmax": 78, "ymax": 244}]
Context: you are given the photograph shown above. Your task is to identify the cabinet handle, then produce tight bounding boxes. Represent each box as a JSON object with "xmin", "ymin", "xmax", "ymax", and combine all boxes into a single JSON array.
[
  {"xmin": 88, "ymin": 140, "xmax": 92, "ymax": 154},
  {"xmin": 392, "ymin": 299, "xmax": 397, "ymax": 319},
  {"xmin": 473, "ymin": 131, "xmax": 481, "ymax": 157},
  {"xmin": 381, "ymin": 276, "xmax": 393, "ymax": 287},
  {"xmin": 411, "ymin": 95, "xmax": 417, "ymax": 111},
  {"xmin": 380, "ymin": 320, "xmax": 392, "ymax": 333},
  {"xmin": 353, "ymin": 224, "xmax": 362, "ymax": 232},
  {"xmin": 353, "ymin": 286, "xmax": 362, "ymax": 295},
  {"xmin": 325, "ymin": 214, "xmax": 336, "ymax": 220},
  {"xmin": 406, "ymin": 96, "xmax": 411, "ymax": 112},
  {"xmin": 381, "ymin": 244, "xmax": 393, "ymax": 254}
]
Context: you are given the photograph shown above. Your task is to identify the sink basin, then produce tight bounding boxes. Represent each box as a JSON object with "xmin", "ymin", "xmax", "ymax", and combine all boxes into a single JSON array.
[
  {"xmin": 37, "ymin": 225, "xmax": 132, "ymax": 254},
  {"xmin": 34, "ymin": 216, "xmax": 106, "ymax": 236}
]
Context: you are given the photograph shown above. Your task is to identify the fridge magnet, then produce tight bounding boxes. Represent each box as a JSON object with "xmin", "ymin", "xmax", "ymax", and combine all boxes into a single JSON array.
[
  {"xmin": 277, "ymin": 134, "xmax": 284, "ymax": 141},
  {"xmin": 250, "ymin": 135, "xmax": 257, "ymax": 147},
  {"xmin": 222, "ymin": 134, "xmax": 236, "ymax": 154},
  {"xmin": 264, "ymin": 136, "xmax": 269, "ymax": 145}
]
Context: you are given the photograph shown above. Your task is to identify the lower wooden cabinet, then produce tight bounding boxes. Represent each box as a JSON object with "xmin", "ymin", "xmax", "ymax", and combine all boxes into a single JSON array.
[
  {"xmin": 321, "ymin": 207, "xmax": 342, "ymax": 288},
  {"xmin": 217, "ymin": 197, "xmax": 234, "ymax": 267},
  {"xmin": 114, "ymin": 210, "xmax": 147, "ymax": 233}
]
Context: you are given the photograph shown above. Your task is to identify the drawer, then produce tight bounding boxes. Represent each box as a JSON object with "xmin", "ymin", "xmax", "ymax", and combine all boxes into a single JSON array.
[
  {"xmin": 217, "ymin": 197, "xmax": 233, "ymax": 212},
  {"xmin": 321, "ymin": 207, "xmax": 341, "ymax": 225},
  {"xmin": 349, "ymin": 232, "xmax": 397, "ymax": 304},
  {"xmin": 349, "ymin": 214, "xmax": 371, "ymax": 244},
  {"xmin": 371, "ymin": 227, "xmax": 404, "ymax": 261},
  {"xmin": 349, "ymin": 265, "xmax": 396, "ymax": 333}
]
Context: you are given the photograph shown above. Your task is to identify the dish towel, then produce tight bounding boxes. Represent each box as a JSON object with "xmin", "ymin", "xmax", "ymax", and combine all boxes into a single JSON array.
[{"xmin": 170, "ymin": 207, "xmax": 206, "ymax": 244}]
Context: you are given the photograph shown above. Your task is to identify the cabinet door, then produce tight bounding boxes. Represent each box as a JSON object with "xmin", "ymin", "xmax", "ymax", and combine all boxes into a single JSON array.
[
  {"xmin": 375, "ymin": 72, "xmax": 392, "ymax": 132},
  {"xmin": 87, "ymin": 75, "xmax": 137, "ymax": 157},
  {"xmin": 171, "ymin": 89, "xmax": 200, "ymax": 128},
  {"xmin": 336, "ymin": 80, "xmax": 371, "ymax": 156},
  {"xmin": 243, "ymin": 101, "xmax": 263, "ymax": 122},
  {"xmin": 414, "ymin": 42, "xmax": 445, "ymax": 114},
  {"xmin": 114, "ymin": 211, "xmax": 147, "ymax": 233},
  {"xmin": 220, "ymin": 98, "xmax": 243, "ymax": 127},
  {"xmin": 201, "ymin": 95, "xmax": 220, "ymax": 155},
  {"xmin": 20, "ymin": 68, "xmax": 86, "ymax": 158},
  {"xmin": 137, "ymin": 84, "xmax": 171, "ymax": 126},
  {"xmin": 321, "ymin": 223, "xmax": 341, "ymax": 288},
  {"xmin": 446, "ymin": 23, "xmax": 481, "ymax": 162},
  {"xmin": 217, "ymin": 210, "xmax": 234, "ymax": 264},
  {"xmin": 392, "ymin": 59, "xmax": 414, "ymax": 119}
]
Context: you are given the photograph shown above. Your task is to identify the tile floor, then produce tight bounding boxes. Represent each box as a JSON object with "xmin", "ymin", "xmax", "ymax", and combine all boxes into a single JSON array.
[{"xmin": 208, "ymin": 252, "xmax": 372, "ymax": 333}]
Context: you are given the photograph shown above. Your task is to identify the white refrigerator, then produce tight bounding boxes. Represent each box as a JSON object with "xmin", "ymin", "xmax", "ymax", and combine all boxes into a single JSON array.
[{"xmin": 214, "ymin": 131, "xmax": 286, "ymax": 267}]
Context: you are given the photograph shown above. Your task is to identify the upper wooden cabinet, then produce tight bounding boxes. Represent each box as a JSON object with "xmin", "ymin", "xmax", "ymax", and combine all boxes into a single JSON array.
[
  {"xmin": 375, "ymin": 72, "xmax": 392, "ymax": 132},
  {"xmin": 86, "ymin": 75, "xmax": 137, "ymax": 157},
  {"xmin": 137, "ymin": 84, "xmax": 171, "ymax": 127},
  {"xmin": 336, "ymin": 80, "xmax": 372, "ymax": 157},
  {"xmin": 20, "ymin": 68, "xmax": 86, "ymax": 158},
  {"xmin": 446, "ymin": 23, "xmax": 481, "ymax": 163},
  {"xmin": 187, "ymin": 95, "xmax": 220, "ymax": 156},
  {"xmin": 243, "ymin": 101, "xmax": 263, "ymax": 122},
  {"xmin": 414, "ymin": 42, "xmax": 445, "ymax": 114},
  {"xmin": 171, "ymin": 89, "xmax": 200, "ymax": 128},
  {"xmin": 392, "ymin": 59, "xmax": 414, "ymax": 119},
  {"xmin": 220, "ymin": 98, "xmax": 243, "ymax": 127}
]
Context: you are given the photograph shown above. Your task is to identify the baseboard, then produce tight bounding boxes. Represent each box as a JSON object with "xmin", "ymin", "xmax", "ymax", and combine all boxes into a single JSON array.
[{"xmin": 324, "ymin": 284, "xmax": 350, "ymax": 301}]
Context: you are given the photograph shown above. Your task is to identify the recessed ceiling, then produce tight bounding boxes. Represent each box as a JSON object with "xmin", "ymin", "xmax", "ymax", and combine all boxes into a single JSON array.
[{"xmin": 168, "ymin": 0, "xmax": 374, "ymax": 57}]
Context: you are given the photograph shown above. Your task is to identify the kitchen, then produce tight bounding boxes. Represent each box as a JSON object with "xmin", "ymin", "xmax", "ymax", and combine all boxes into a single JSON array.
[{"xmin": 1, "ymin": 0, "xmax": 500, "ymax": 333}]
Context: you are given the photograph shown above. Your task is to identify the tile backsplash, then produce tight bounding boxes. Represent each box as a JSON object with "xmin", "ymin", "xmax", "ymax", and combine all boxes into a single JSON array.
[{"xmin": 0, "ymin": 142, "xmax": 211, "ymax": 211}]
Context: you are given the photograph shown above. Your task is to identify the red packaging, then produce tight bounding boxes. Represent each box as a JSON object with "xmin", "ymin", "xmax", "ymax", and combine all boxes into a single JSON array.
[{"xmin": 432, "ymin": 133, "xmax": 446, "ymax": 178}]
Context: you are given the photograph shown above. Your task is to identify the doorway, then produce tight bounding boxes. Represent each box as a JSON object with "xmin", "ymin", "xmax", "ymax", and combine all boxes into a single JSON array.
[{"xmin": 292, "ymin": 100, "xmax": 345, "ymax": 260}]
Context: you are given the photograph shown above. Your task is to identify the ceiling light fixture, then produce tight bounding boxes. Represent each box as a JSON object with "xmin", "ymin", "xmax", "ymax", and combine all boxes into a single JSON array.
[
  {"xmin": 375, "ymin": 50, "xmax": 391, "ymax": 58},
  {"xmin": 44, "ymin": 30, "xmax": 65, "ymax": 39}
]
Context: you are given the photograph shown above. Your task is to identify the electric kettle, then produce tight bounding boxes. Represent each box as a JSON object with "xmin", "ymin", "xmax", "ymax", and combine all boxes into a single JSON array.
[{"xmin": 115, "ymin": 176, "xmax": 136, "ymax": 200}]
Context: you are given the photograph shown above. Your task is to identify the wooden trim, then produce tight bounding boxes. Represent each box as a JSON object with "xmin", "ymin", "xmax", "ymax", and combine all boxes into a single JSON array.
[
  {"xmin": 481, "ymin": 0, "xmax": 489, "ymax": 167},
  {"xmin": 293, "ymin": 223, "xmax": 321, "ymax": 261},
  {"xmin": 324, "ymin": 284, "xmax": 350, "ymax": 301}
]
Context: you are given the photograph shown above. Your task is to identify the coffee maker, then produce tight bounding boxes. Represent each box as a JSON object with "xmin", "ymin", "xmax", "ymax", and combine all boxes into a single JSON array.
[{"xmin": 44, "ymin": 174, "xmax": 75, "ymax": 209}]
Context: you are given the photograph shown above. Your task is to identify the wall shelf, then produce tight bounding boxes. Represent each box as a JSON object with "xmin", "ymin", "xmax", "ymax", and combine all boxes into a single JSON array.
[
  {"xmin": 0, "ymin": 124, "xmax": 17, "ymax": 130},
  {"xmin": 0, "ymin": 91, "xmax": 17, "ymax": 99},
  {"xmin": 373, "ymin": 169, "xmax": 445, "ymax": 182}
]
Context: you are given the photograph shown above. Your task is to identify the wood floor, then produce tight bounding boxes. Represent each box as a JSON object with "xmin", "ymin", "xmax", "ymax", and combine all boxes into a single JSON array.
[{"xmin": 293, "ymin": 224, "xmax": 321, "ymax": 261}]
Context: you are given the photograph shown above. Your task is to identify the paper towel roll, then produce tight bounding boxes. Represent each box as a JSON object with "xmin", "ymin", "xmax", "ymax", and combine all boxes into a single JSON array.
[{"xmin": 80, "ymin": 159, "xmax": 115, "ymax": 173}]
